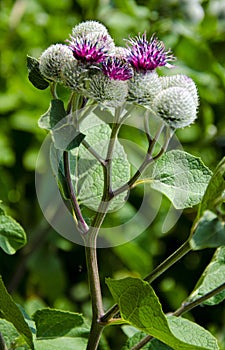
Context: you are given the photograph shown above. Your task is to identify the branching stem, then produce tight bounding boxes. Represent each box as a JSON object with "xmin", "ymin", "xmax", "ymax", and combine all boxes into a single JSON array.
[{"xmin": 85, "ymin": 107, "xmax": 125, "ymax": 349}]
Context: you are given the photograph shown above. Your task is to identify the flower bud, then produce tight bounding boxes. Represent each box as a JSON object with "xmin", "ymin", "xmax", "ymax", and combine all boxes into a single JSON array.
[
  {"xmin": 61, "ymin": 57, "xmax": 88, "ymax": 92},
  {"xmin": 160, "ymin": 74, "xmax": 199, "ymax": 107},
  {"xmin": 39, "ymin": 44, "xmax": 74, "ymax": 82},
  {"xmin": 153, "ymin": 86, "xmax": 197, "ymax": 129},
  {"xmin": 128, "ymin": 71, "xmax": 162, "ymax": 105},
  {"xmin": 85, "ymin": 72, "xmax": 128, "ymax": 108},
  {"xmin": 72, "ymin": 20, "xmax": 109, "ymax": 38}
]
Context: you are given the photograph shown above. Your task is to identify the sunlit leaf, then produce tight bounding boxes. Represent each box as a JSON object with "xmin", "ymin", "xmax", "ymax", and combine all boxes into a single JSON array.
[
  {"xmin": 106, "ymin": 277, "xmax": 219, "ymax": 350},
  {"xmin": 149, "ymin": 150, "xmax": 212, "ymax": 209}
]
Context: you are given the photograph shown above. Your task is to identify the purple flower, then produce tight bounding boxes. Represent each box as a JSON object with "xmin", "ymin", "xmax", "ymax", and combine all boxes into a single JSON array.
[
  {"xmin": 126, "ymin": 33, "xmax": 175, "ymax": 72},
  {"xmin": 101, "ymin": 57, "xmax": 133, "ymax": 81},
  {"xmin": 68, "ymin": 35, "xmax": 108, "ymax": 64}
]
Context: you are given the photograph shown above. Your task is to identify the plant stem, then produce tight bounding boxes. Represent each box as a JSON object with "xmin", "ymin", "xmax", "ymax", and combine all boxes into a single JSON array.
[
  {"xmin": 101, "ymin": 240, "xmax": 191, "ymax": 323},
  {"xmin": 113, "ymin": 123, "xmax": 167, "ymax": 197},
  {"xmin": 63, "ymin": 151, "xmax": 89, "ymax": 233},
  {"xmin": 173, "ymin": 281, "xmax": 225, "ymax": 317},
  {"xmin": 131, "ymin": 335, "xmax": 153, "ymax": 350},
  {"xmin": 84, "ymin": 107, "xmax": 125, "ymax": 349},
  {"xmin": 144, "ymin": 240, "xmax": 191, "ymax": 283},
  {"xmin": 82, "ymin": 139, "xmax": 105, "ymax": 165},
  {"xmin": 0, "ymin": 333, "xmax": 7, "ymax": 350},
  {"xmin": 84, "ymin": 239, "xmax": 104, "ymax": 350}
]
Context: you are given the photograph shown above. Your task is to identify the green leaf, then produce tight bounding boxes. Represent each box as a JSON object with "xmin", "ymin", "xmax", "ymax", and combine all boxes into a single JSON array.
[
  {"xmin": 33, "ymin": 309, "xmax": 89, "ymax": 350},
  {"xmin": 190, "ymin": 210, "xmax": 225, "ymax": 250},
  {"xmin": 197, "ymin": 156, "xmax": 225, "ymax": 218},
  {"xmin": 0, "ymin": 207, "xmax": 27, "ymax": 254},
  {"xmin": 77, "ymin": 115, "xmax": 130, "ymax": 210},
  {"xmin": 188, "ymin": 246, "xmax": 225, "ymax": 306},
  {"xmin": 38, "ymin": 99, "xmax": 67, "ymax": 130},
  {"xmin": 33, "ymin": 308, "xmax": 88, "ymax": 338},
  {"xmin": 52, "ymin": 125, "xmax": 85, "ymax": 151},
  {"xmin": 0, "ymin": 276, "xmax": 34, "ymax": 349},
  {"xmin": 150, "ymin": 150, "xmax": 212, "ymax": 209},
  {"xmin": 106, "ymin": 277, "xmax": 219, "ymax": 350},
  {"xmin": 27, "ymin": 56, "xmax": 49, "ymax": 90}
]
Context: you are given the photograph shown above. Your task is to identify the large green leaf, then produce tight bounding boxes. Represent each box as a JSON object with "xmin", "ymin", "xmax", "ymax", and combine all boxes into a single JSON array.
[
  {"xmin": 0, "ymin": 277, "xmax": 34, "ymax": 349},
  {"xmin": 50, "ymin": 114, "xmax": 130, "ymax": 211},
  {"xmin": 187, "ymin": 247, "xmax": 225, "ymax": 306},
  {"xmin": 149, "ymin": 150, "xmax": 212, "ymax": 209},
  {"xmin": 106, "ymin": 277, "xmax": 218, "ymax": 350},
  {"xmin": 0, "ymin": 207, "xmax": 27, "ymax": 255}
]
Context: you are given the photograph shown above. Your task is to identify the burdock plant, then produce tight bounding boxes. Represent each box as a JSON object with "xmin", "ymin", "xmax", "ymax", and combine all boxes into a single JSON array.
[{"xmin": 18, "ymin": 20, "xmax": 225, "ymax": 350}]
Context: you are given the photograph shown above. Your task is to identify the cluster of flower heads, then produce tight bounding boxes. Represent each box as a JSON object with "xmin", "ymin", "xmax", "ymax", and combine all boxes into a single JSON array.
[{"xmin": 39, "ymin": 20, "xmax": 199, "ymax": 129}]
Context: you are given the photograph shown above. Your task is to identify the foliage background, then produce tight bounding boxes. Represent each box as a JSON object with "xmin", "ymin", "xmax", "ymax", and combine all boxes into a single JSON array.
[{"xmin": 0, "ymin": 0, "xmax": 225, "ymax": 348}]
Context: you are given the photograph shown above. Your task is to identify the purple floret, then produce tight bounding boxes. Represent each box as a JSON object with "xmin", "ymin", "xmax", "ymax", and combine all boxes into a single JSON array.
[
  {"xmin": 101, "ymin": 57, "xmax": 133, "ymax": 81},
  {"xmin": 126, "ymin": 33, "xmax": 175, "ymax": 72}
]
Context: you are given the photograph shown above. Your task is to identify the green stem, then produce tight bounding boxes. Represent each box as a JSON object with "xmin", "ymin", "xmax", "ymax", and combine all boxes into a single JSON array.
[
  {"xmin": 63, "ymin": 151, "xmax": 89, "ymax": 233},
  {"xmin": 112, "ymin": 123, "xmax": 167, "ymax": 197},
  {"xmin": 85, "ymin": 107, "xmax": 125, "ymax": 349},
  {"xmin": 82, "ymin": 139, "xmax": 105, "ymax": 165},
  {"xmin": 50, "ymin": 82, "xmax": 58, "ymax": 99},
  {"xmin": 100, "ymin": 240, "xmax": 191, "ymax": 323},
  {"xmin": 131, "ymin": 335, "xmax": 153, "ymax": 350},
  {"xmin": 173, "ymin": 281, "xmax": 225, "ymax": 317},
  {"xmin": 144, "ymin": 240, "xmax": 191, "ymax": 283}
]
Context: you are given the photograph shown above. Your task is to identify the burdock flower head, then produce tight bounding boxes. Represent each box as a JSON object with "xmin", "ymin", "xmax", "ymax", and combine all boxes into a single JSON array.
[
  {"xmin": 126, "ymin": 33, "xmax": 175, "ymax": 72},
  {"xmin": 68, "ymin": 20, "xmax": 115, "ymax": 65}
]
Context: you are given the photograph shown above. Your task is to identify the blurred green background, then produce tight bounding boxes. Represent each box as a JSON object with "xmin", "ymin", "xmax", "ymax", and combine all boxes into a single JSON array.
[{"xmin": 0, "ymin": 0, "xmax": 225, "ymax": 348}]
